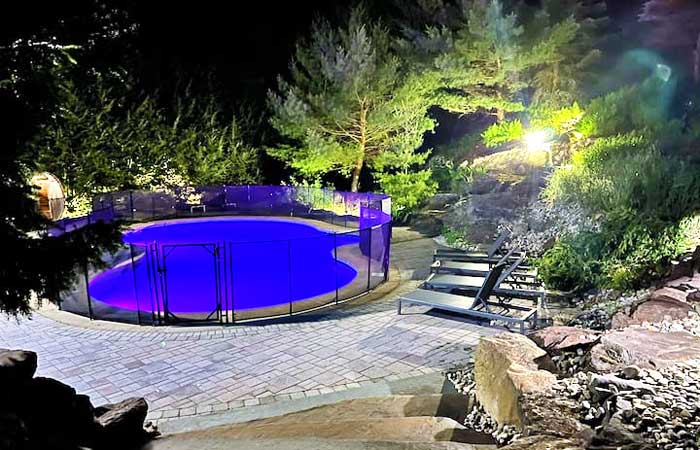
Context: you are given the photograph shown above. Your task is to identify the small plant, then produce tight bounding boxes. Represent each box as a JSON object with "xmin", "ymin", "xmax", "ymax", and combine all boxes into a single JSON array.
[
  {"xmin": 428, "ymin": 156, "xmax": 485, "ymax": 193},
  {"xmin": 441, "ymin": 226, "xmax": 474, "ymax": 249},
  {"xmin": 482, "ymin": 120, "xmax": 524, "ymax": 148},
  {"xmin": 376, "ymin": 170, "xmax": 437, "ymax": 222},
  {"xmin": 536, "ymin": 241, "xmax": 593, "ymax": 292}
]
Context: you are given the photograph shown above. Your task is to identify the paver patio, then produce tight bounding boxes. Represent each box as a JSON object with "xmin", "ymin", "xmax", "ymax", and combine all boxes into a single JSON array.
[{"xmin": 0, "ymin": 231, "xmax": 497, "ymax": 421}]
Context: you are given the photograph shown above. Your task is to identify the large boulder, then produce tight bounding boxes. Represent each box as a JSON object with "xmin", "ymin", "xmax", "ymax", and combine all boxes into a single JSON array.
[
  {"xmin": 520, "ymin": 390, "xmax": 594, "ymax": 443},
  {"xmin": 0, "ymin": 349, "xmax": 37, "ymax": 385},
  {"xmin": 0, "ymin": 412, "xmax": 27, "ymax": 450},
  {"xmin": 95, "ymin": 397, "xmax": 149, "ymax": 447},
  {"xmin": 611, "ymin": 296, "xmax": 693, "ymax": 329},
  {"xmin": 588, "ymin": 327, "xmax": 700, "ymax": 373},
  {"xmin": 474, "ymin": 333, "xmax": 557, "ymax": 426},
  {"xmin": 16, "ymin": 377, "xmax": 97, "ymax": 449},
  {"xmin": 528, "ymin": 326, "xmax": 601, "ymax": 354}
]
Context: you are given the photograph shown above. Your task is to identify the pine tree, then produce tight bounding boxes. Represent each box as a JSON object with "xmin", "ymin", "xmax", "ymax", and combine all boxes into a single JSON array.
[
  {"xmin": 400, "ymin": 0, "xmax": 583, "ymax": 119},
  {"xmin": 530, "ymin": 0, "xmax": 610, "ymax": 108},
  {"xmin": 267, "ymin": 8, "xmax": 438, "ymax": 192}
]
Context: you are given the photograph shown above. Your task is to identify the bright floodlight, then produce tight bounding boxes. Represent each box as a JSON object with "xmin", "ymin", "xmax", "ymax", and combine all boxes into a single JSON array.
[{"xmin": 524, "ymin": 130, "xmax": 549, "ymax": 152}]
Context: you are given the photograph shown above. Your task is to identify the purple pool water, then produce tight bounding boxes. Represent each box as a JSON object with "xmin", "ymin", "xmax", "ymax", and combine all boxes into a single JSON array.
[{"xmin": 88, "ymin": 218, "xmax": 359, "ymax": 315}]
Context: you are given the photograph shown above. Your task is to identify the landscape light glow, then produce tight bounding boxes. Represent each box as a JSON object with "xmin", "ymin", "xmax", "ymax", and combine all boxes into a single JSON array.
[
  {"xmin": 524, "ymin": 130, "xmax": 551, "ymax": 152},
  {"xmin": 523, "ymin": 129, "xmax": 554, "ymax": 166}
]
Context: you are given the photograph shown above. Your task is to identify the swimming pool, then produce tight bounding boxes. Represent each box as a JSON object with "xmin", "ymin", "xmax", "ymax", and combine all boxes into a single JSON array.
[
  {"xmin": 57, "ymin": 186, "xmax": 392, "ymax": 325},
  {"xmin": 88, "ymin": 217, "xmax": 362, "ymax": 319}
]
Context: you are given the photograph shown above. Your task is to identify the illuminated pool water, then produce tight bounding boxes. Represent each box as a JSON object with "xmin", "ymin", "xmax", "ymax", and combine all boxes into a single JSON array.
[{"xmin": 88, "ymin": 218, "xmax": 359, "ymax": 315}]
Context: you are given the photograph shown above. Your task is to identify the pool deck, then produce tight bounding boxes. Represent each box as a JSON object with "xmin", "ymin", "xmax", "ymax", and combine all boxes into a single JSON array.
[{"xmin": 0, "ymin": 227, "xmax": 498, "ymax": 424}]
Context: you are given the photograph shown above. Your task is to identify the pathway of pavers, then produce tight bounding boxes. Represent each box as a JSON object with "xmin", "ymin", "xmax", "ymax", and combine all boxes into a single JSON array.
[{"xmin": 0, "ymin": 230, "xmax": 496, "ymax": 421}]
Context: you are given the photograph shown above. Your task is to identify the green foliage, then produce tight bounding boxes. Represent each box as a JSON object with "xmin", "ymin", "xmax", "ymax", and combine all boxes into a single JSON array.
[
  {"xmin": 401, "ymin": 0, "xmax": 590, "ymax": 120},
  {"xmin": 575, "ymin": 79, "xmax": 678, "ymax": 138},
  {"xmin": 545, "ymin": 132, "xmax": 700, "ymax": 221},
  {"xmin": 542, "ymin": 78, "xmax": 700, "ymax": 290},
  {"xmin": 32, "ymin": 76, "xmax": 260, "ymax": 211},
  {"xmin": 428, "ymin": 155, "xmax": 485, "ymax": 192},
  {"xmin": 535, "ymin": 241, "xmax": 593, "ymax": 291},
  {"xmin": 529, "ymin": 0, "xmax": 610, "ymax": 109},
  {"xmin": 482, "ymin": 120, "xmax": 524, "ymax": 147},
  {"xmin": 441, "ymin": 225, "xmax": 474, "ymax": 249},
  {"xmin": 267, "ymin": 8, "xmax": 437, "ymax": 192},
  {"xmin": 376, "ymin": 169, "xmax": 437, "ymax": 221},
  {"xmin": 530, "ymin": 102, "xmax": 583, "ymax": 135},
  {"xmin": 433, "ymin": 132, "xmax": 482, "ymax": 162}
]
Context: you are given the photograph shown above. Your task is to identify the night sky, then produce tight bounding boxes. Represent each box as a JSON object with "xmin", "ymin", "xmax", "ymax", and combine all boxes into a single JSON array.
[{"xmin": 2, "ymin": 0, "xmax": 644, "ymax": 105}]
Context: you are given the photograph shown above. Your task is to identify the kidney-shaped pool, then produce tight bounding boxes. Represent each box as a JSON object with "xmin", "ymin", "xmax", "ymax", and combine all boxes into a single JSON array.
[{"xmin": 88, "ymin": 217, "xmax": 360, "ymax": 318}]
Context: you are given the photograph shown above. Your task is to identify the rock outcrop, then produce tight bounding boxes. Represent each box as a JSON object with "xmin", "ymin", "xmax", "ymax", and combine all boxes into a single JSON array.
[
  {"xmin": 587, "ymin": 327, "xmax": 700, "ymax": 373},
  {"xmin": 0, "ymin": 348, "xmax": 156, "ymax": 450},
  {"xmin": 611, "ymin": 294, "xmax": 693, "ymax": 329},
  {"xmin": 528, "ymin": 326, "xmax": 601, "ymax": 355},
  {"xmin": 474, "ymin": 333, "xmax": 557, "ymax": 426},
  {"xmin": 0, "ymin": 349, "xmax": 37, "ymax": 384}
]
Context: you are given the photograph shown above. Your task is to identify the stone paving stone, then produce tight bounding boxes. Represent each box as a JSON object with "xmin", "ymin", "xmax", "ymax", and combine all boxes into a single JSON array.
[{"xmin": 0, "ymin": 235, "xmax": 501, "ymax": 415}]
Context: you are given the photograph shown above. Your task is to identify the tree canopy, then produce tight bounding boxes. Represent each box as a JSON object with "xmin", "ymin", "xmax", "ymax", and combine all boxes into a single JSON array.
[{"xmin": 267, "ymin": 8, "xmax": 438, "ymax": 193}]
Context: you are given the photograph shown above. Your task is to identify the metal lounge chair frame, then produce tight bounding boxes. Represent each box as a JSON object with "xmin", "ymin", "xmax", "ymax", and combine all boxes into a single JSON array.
[
  {"xmin": 434, "ymin": 228, "xmax": 514, "ymax": 263},
  {"xmin": 399, "ymin": 261, "xmax": 540, "ymax": 334},
  {"xmin": 431, "ymin": 249, "xmax": 538, "ymax": 287}
]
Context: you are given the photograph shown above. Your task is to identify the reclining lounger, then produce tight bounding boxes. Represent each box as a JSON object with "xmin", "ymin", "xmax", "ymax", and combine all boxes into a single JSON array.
[{"xmin": 397, "ymin": 262, "xmax": 539, "ymax": 334}]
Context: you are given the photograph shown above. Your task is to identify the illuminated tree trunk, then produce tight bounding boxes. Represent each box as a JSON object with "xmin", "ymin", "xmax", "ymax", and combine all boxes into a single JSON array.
[
  {"xmin": 350, "ymin": 157, "xmax": 363, "ymax": 192},
  {"xmin": 495, "ymin": 108, "xmax": 506, "ymax": 122},
  {"xmin": 350, "ymin": 105, "xmax": 368, "ymax": 192}
]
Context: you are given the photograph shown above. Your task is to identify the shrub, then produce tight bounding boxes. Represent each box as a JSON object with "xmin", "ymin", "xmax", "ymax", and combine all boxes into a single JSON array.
[
  {"xmin": 377, "ymin": 169, "xmax": 437, "ymax": 221},
  {"xmin": 482, "ymin": 120, "xmax": 524, "ymax": 148},
  {"xmin": 530, "ymin": 103, "xmax": 584, "ymax": 135},
  {"xmin": 428, "ymin": 156, "xmax": 486, "ymax": 193},
  {"xmin": 441, "ymin": 226, "xmax": 474, "ymax": 249},
  {"xmin": 536, "ymin": 241, "xmax": 593, "ymax": 291}
]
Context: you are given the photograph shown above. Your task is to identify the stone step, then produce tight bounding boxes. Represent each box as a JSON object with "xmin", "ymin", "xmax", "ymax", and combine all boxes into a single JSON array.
[
  {"xmin": 238, "ymin": 394, "xmax": 472, "ymax": 426},
  {"xmin": 148, "ymin": 437, "xmax": 495, "ymax": 450},
  {"xmin": 149, "ymin": 416, "xmax": 494, "ymax": 449}
]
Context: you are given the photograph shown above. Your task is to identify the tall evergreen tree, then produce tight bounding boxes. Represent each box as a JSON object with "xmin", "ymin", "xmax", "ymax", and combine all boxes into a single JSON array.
[
  {"xmin": 267, "ymin": 8, "xmax": 438, "ymax": 192},
  {"xmin": 529, "ymin": 0, "xmax": 610, "ymax": 108},
  {"xmin": 399, "ymin": 0, "xmax": 582, "ymax": 120}
]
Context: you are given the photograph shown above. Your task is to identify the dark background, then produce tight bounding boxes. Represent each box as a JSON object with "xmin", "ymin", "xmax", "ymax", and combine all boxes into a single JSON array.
[{"xmin": 1, "ymin": 0, "xmax": 645, "ymax": 105}]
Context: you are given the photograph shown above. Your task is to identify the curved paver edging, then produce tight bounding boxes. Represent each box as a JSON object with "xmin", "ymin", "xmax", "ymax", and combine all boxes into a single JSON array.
[{"xmin": 148, "ymin": 366, "xmax": 440, "ymax": 423}]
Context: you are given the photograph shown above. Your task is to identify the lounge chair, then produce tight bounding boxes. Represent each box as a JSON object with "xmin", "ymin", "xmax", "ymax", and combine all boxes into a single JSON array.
[
  {"xmin": 431, "ymin": 251, "xmax": 538, "ymax": 285},
  {"xmin": 424, "ymin": 274, "xmax": 544, "ymax": 301},
  {"xmin": 434, "ymin": 228, "xmax": 515, "ymax": 263},
  {"xmin": 398, "ymin": 262, "xmax": 539, "ymax": 334}
]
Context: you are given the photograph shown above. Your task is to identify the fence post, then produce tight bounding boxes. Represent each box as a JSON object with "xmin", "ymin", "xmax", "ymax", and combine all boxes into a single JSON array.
[
  {"xmin": 384, "ymin": 223, "xmax": 392, "ymax": 281},
  {"xmin": 130, "ymin": 244, "xmax": 142, "ymax": 325},
  {"xmin": 334, "ymin": 233, "xmax": 339, "ymax": 303},
  {"xmin": 288, "ymin": 240, "xmax": 293, "ymax": 315},
  {"xmin": 129, "ymin": 190, "xmax": 134, "ymax": 220},
  {"xmin": 367, "ymin": 224, "xmax": 372, "ymax": 290},
  {"xmin": 83, "ymin": 258, "xmax": 94, "ymax": 320}
]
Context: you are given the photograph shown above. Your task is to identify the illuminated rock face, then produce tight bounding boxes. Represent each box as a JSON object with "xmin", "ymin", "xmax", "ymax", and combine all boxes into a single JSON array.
[
  {"xmin": 30, "ymin": 172, "xmax": 65, "ymax": 220},
  {"xmin": 474, "ymin": 333, "xmax": 557, "ymax": 426}
]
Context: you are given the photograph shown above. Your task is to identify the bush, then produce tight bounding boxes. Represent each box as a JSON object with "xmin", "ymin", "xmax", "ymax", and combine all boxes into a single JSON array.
[
  {"xmin": 441, "ymin": 226, "xmax": 474, "ymax": 249},
  {"xmin": 536, "ymin": 241, "xmax": 593, "ymax": 291},
  {"xmin": 428, "ymin": 156, "xmax": 485, "ymax": 193},
  {"xmin": 575, "ymin": 79, "xmax": 677, "ymax": 139},
  {"xmin": 377, "ymin": 169, "xmax": 437, "ymax": 221},
  {"xmin": 482, "ymin": 120, "xmax": 524, "ymax": 147}
]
